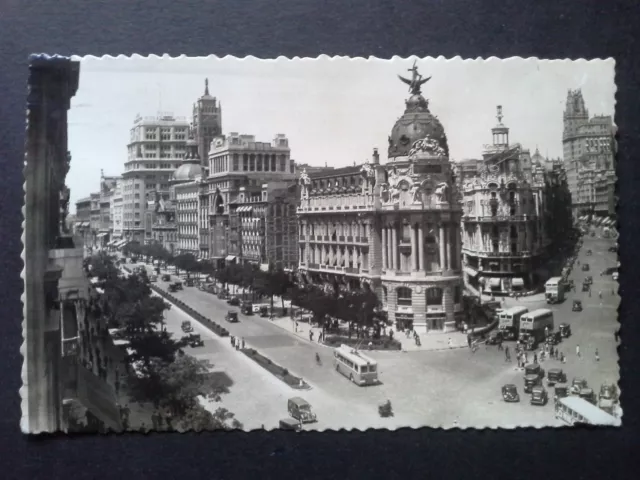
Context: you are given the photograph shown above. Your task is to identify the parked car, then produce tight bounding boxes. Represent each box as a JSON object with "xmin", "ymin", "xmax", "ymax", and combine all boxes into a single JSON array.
[
  {"xmin": 559, "ymin": 323, "xmax": 572, "ymax": 338},
  {"xmin": 572, "ymin": 299, "xmax": 583, "ymax": 312},
  {"xmin": 530, "ymin": 386, "xmax": 549, "ymax": 406},
  {"xmin": 184, "ymin": 333, "xmax": 204, "ymax": 347},
  {"xmin": 586, "ymin": 249, "xmax": 593, "ymax": 256},
  {"xmin": 287, "ymin": 397, "xmax": 317, "ymax": 423},
  {"xmin": 545, "ymin": 331, "xmax": 562, "ymax": 346},
  {"xmin": 501, "ymin": 384, "xmax": 520, "ymax": 402},
  {"xmin": 161, "ymin": 274, "xmax": 171, "ymax": 282},
  {"xmin": 579, "ymin": 388, "xmax": 597, "ymax": 405},
  {"xmin": 169, "ymin": 281, "xmax": 183, "ymax": 292},
  {"xmin": 185, "ymin": 278, "xmax": 195, "ymax": 287},
  {"xmin": 582, "ymin": 263, "xmax": 590, "ymax": 272},
  {"xmin": 547, "ymin": 368, "xmax": 567, "ymax": 386},
  {"xmin": 554, "ymin": 384, "xmax": 569, "ymax": 403},
  {"xmin": 241, "ymin": 301, "xmax": 254, "ymax": 315},
  {"xmin": 181, "ymin": 321, "xmax": 193, "ymax": 333},
  {"xmin": 582, "ymin": 282, "xmax": 590, "ymax": 292},
  {"xmin": 227, "ymin": 296, "xmax": 240, "ymax": 306},
  {"xmin": 524, "ymin": 363, "xmax": 545, "ymax": 381},
  {"xmin": 570, "ymin": 377, "xmax": 588, "ymax": 395},
  {"xmin": 524, "ymin": 374, "xmax": 542, "ymax": 394},
  {"xmin": 584, "ymin": 275, "xmax": 593, "ymax": 284}
]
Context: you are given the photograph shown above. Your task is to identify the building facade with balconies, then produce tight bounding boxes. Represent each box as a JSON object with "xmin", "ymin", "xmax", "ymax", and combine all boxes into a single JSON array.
[
  {"xmin": 74, "ymin": 196, "xmax": 92, "ymax": 245},
  {"xmin": 461, "ymin": 107, "xmax": 550, "ymax": 295},
  {"xmin": 297, "ymin": 67, "xmax": 464, "ymax": 333},
  {"xmin": 207, "ymin": 132, "xmax": 296, "ymax": 264}
]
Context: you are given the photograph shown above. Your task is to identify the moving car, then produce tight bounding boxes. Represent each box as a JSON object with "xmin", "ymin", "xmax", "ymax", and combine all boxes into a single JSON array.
[
  {"xmin": 149, "ymin": 275, "xmax": 158, "ymax": 283},
  {"xmin": 545, "ymin": 331, "xmax": 561, "ymax": 346},
  {"xmin": 570, "ymin": 377, "xmax": 588, "ymax": 395},
  {"xmin": 559, "ymin": 323, "xmax": 572, "ymax": 338},
  {"xmin": 184, "ymin": 333, "xmax": 204, "ymax": 347},
  {"xmin": 530, "ymin": 386, "xmax": 549, "ymax": 406},
  {"xmin": 586, "ymin": 249, "xmax": 592, "ymax": 256},
  {"xmin": 554, "ymin": 384, "xmax": 569, "ymax": 403},
  {"xmin": 225, "ymin": 311, "xmax": 239, "ymax": 323},
  {"xmin": 287, "ymin": 397, "xmax": 317, "ymax": 423},
  {"xmin": 181, "ymin": 321, "xmax": 193, "ymax": 333},
  {"xmin": 279, "ymin": 418, "xmax": 302, "ymax": 431},
  {"xmin": 227, "ymin": 296, "xmax": 240, "ymax": 306},
  {"xmin": 486, "ymin": 330, "xmax": 503, "ymax": 345},
  {"xmin": 241, "ymin": 301, "xmax": 254, "ymax": 315},
  {"xmin": 584, "ymin": 275, "xmax": 593, "ymax": 285},
  {"xmin": 501, "ymin": 384, "xmax": 520, "ymax": 402},
  {"xmin": 161, "ymin": 274, "xmax": 171, "ymax": 282},
  {"xmin": 572, "ymin": 299, "xmax": 582, "ymax": 312},
  {"xmin": 608, "ymin": 245, "xmax": 618, "ymax": 253},
  {"xmin": 598, "ymin": 383, "xmax": 619, "ymax": 414},
  {"xmin": 524, "ymin": 374, "xmax": 542, "ymax": 394},
  {"xmin": 259, "ymin": 305, "xmax": 270, "ymax": 317},
  {"xmin": 169, "ymin": 281, "xmax": 183, "ymax": 292},
  {"xmin": 524, "ymin": 363, "xmax": 545, "ymax": 382},
  {"xmin": 185, "ymin": 278, "xmax": 195, "ymax": 287},
  {"xmin": 547, "ymin": 368, "xmax": 567, "ymax": 387}
]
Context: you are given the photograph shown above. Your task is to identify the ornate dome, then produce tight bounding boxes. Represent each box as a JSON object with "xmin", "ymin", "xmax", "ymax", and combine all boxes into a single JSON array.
[
  {"xmin": 388, "ymin": 64, "xmax": 449, "ymax": 159},
  {"xmin": 171, "ymin": 128, "xmax": 203, "ymax": 183}
]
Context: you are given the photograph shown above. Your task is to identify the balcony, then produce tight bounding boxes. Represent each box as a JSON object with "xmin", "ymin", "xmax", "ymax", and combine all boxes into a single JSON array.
[
  {"xmin": 464, "ymin": 214, "xmax": 530, "ymax": 223},
  {"xmin": 345, "ymin": 267, "xmax": 359, "ymax": 275},
  {"xmin": 347, "ymin": 236, "xmax": 353, "ymax": 242}
]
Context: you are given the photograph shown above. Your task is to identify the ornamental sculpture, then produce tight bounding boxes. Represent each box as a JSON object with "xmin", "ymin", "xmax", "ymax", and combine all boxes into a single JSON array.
[
  {"xmin": 397, "ymin": 60, "xmax": 432, "ymax": 96},
  {"xmin": 408, "ymin": 137, "xmax": 447, "ymax": 158},
  {"xmin": 435, "ymin": 182, "xmax": 449, "ymax": 203},
  {"xmin": 360, "ymin": 161, "xmax": 375, "ymax": 179}
]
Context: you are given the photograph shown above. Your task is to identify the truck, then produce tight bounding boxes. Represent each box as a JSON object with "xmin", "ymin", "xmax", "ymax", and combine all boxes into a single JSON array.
[
  {"xmin": 545, "ymin": 277, "xmax": 565, "ymax": 304},
  {"xmin": 519, "ymin": 308, "xmax": 554, "ymax": 349},
  {"xmin": 497, "ymin": 306, "xmax": 529, "ymax": 340}
]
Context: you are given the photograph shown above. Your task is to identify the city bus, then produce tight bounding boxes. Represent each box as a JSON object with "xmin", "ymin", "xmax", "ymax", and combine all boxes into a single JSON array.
[
  {"xmin": 519, "ymin": 308, "xmax": 554, "ymax": 347},
  {"xmin": 333, "ymin": 344, "xmax": 379, "ymax": 386},
  {"xmin": 498, "ymin": 306, "xmax": 529, "ymax": 340},
  {"xmin": 555, "ymin": 396, "xmax": 621, "ymax": 426},
  {"xmin": 545, "ymin": 277, "xmax": 565, "ymax": 304}
]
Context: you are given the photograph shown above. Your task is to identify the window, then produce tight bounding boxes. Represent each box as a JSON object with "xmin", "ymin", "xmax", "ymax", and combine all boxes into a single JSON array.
[
  {"xmin": 453, "ymin": 285, "xmax": 462, "ymax": 304},
  {"xmin": 271, "ymin": 155, "xmax": 276, "ymax": 171},
  {"xmin": 397, "ymin": 287, "xmax": 412, "ymax": 306},
  {"xmin": 233, "ymin": 154, "xmax": 239, "ymax": 171},
  {"xmin": 243, "ymin": 154, "xmax": 249, "ymax": 171},
  {"xmin": 426, "ymin": 287, "xmax": 443, "ymax": 306},
  {"xmin": 280, "ymin": 156, "xmax": 286, "ymax": 172}
]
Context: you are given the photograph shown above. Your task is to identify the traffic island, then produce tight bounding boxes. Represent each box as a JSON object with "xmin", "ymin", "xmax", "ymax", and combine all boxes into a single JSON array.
[
  {"xmin": 323, "ymin": 335, "xmax": 402, "ymax": 351},
  {"xmin": 240, "ymin": 348, "xmax": 310, "ymax": 390}
]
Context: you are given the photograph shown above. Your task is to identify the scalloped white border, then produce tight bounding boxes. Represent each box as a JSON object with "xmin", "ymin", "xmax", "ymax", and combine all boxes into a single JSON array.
[{"xmin": 21, "ymin": 54, "xmax": 620, "ymax": 433}]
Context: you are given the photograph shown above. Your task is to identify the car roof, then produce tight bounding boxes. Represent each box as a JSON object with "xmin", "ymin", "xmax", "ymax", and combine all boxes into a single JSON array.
[{"xmin": 532, "ymin": 386, "xmax": 545, "ymax": 392}]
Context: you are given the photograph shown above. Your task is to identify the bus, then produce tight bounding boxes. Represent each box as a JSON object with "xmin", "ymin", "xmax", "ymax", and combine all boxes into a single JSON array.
[
  {"xmin": 498, "ymin": 306, "xmax": 529, "ymax": 340},
  {"xmin": 545, "ymin": 277, "xmax": 565, "ymax": 304},
  {"xmin": 555, "ymin": 396, "xmax": 621, "ymax": 426},
  {"xmin": 333, "ymin": 344, "xmax": 379, "ymax": 386},
  {"xmin": 519, "ymin": 308, "xmax": 554, "ymax": 346}
]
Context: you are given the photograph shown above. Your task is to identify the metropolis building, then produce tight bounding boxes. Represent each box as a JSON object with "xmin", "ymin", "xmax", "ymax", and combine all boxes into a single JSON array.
[{"xmin": 297, "ymin": 66, "xmax": 464, "ymax": 333}]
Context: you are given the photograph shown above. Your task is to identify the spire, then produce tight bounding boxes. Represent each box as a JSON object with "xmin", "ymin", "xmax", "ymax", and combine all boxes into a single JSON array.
[
  {"xmin": 205, "ymin": 78, "xmax": 209, "ymax": 96},
  {"xmin": 496, "ymin": 105, "xmax": 504, "ymax": 125}
]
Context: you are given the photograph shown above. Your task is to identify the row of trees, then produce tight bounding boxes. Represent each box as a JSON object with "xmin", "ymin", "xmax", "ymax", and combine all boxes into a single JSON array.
[
  {"xmin": 122, "ymin": 242, "xmax": 215, "ymax": 278},
  {"xmin": 85, "ymin": 252, "xmax": 241, "ymax": 431}
]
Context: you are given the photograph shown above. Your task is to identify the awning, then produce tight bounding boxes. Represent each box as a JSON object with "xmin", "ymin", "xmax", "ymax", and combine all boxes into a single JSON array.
[
  {"xmin": 463, "ymin": 266, "xmax": 478, "ymax": 277},
  {"xmin": 512, "ymin": 277, "xmax": 524, "ymax": 287},
  {"xmin": 237, "ymin": 206, "xmax": 253, "ymax": 213},
  {"xmin": 225, "ymin": 255, "xmax": 236, "ymax": 261},
  {"xmin": 490, "ymin": 277, "xmax": 501, "ymax": 287}
]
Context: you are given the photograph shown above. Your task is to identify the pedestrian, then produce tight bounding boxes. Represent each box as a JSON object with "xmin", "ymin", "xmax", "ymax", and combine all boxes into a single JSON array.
[
  {"xmin": 231, "ymin": 336, "xmax": 235, "ymax": 347},
  {"xmin": 309, "ymin": 331, "xmax": 314, "ymax": 342},
  {"xmin": 295, "ymin": 321, "xmax": 299, "ymax": 333},
  {"xmin": 595, "ymin": 348, "xmax": 600, "ymax": 362},
  {"xmin": 448, "ymin": 337, "xmax": 453, "ymax": 349},
  {"xmin": 467, "ymin": 335, "xmax": 472, "ymax": 348},
  {"xmin": 242, "ymin": 337, "xmax": 245, "ymax": 349},
  {"xmin": 550, "ymin": 345, "xmax": 555, "ymax": 359},
  {"xmin": 576, "ymin": 344, "xmax": 581, "ymax": 358},
  {"xmin": 505, "ymin": 346, "xmax": 511, "ymax": 362},
  {"xmin": 561, "ymin": 352, "xmax": 566, "ymax": 364},
  {"xmin": 598, "ymin": 290, "xmax": 602, "ymax": 299},
  {"xmin": 498, "ymin": 339, "xmax": 503, "ymax": 351},
  {"xmin": 534, "ymin": 353, "xmax": 538, "ymax": 364}
]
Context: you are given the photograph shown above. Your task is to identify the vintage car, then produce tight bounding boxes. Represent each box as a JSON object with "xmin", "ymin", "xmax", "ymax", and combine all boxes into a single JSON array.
[
  {"xmin": 287, "ymin": 397, "xmax": 317, "ymax": 423},
  {"xmin": 168, "ymin": 281, "xmax": 183, "ymax": 293},
  {"xmin": 559, "ymin": 323, "xmax": 572, "ymax": 338},
  {"xmin": 149, "ymin": 275, "xmax": 158, "ymax": 283},
  {"xmin": 241, "ymin": 301, "xmax": 254, "ymax": 315},
  {"xmin": 530, "ymin": 386, "xmax": 549, "ymax": 406},
  {"xmin": 582, "ymin": 282, "xmax": 590, "ymax": 292},
  {"xmin": 584, "ymin": 275, "xmax": 593, "ymax": 285},
  {"xmin": 184, "ymin": 333, "xmax": 204, "ymax": 348},
  {"xmin": 586, "ymin": 249, "xmax": 593, "ymax": 256},
  {"xmin": 554, "ymin": 384, "xmax": 569, "ymax": 403},
  {"xmin": 279, "ymin": 418, "xmax": 302, "ymax": 431},
  {"xmin": 501, "ymin": 384, "xmax": 520, "ymax": 403},
  {"xmin": 486, "ymin": 330, "xmax": 503, "ymax": 345},
  {"xmin": 579, "ymin": 388, "xmax": 597, "ymax": 405},
  {"xmin": 524, "ymin": 374, "xmax": 542, "ymax": 394},
  {"xmin": 572, "ymin": 299, "xmax": 583, "ymax": 312},
  {"xmin": 227, "ymin": 296, "xmax": 240, "ymax": 306},
  {"xmin": 524, "ymin": 363, "xmax": 545, "ymax": 380},
  {"xmin": 598, "ymin": 383, "xmax": 619, "ymax": 413},
  {"xmin": 259, "ymin": 305, "xmax": 270, "ymax": 317},
  {"xmin": 181, "ymin": 321, "xmax": 193, "ymax": 333},
  {"xmin": 225, "ymin": 311, "xmax": 239, "ymax": 323},
  {"xmin": 161, "ymin": 274, "xmax": 171, "ymax": 282},
  {"xmin": 545, "ymin": 331, "xmax": 562, "ymax": 346},
  {"xmin": 582, "ymin": 263, "xmax": 590, "ymax": 272},
  {"xmin": 217, "ymin": 291, "xmax": 228, "ymax": 300},
  {"xmin": 608, "ymin": 245, "xmax": 618, "ymax": 253},
  {"xmin": 547, "ymin": 368, "xmax": 567, "ymax": 386},
  {"xmin": 570, "ymin": 377, "xmax": 588, "ymax": 395}
]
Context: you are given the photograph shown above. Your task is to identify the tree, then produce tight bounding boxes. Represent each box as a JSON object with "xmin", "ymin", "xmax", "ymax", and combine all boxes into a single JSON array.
[{"xmin": 257, "ymin": 266, "xmax": 294, "ymax": 314}]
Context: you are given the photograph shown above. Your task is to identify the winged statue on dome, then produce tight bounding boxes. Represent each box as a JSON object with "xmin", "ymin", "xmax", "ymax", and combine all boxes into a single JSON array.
[{"xmin": 398, "ymin": 60, "xmax": 432, "ymax": 95}]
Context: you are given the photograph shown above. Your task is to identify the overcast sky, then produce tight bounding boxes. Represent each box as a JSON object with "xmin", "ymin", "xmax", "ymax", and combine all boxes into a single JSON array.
[{"xmin": 67, "ymin": 55, "xmax": 615, "ymax": 209}]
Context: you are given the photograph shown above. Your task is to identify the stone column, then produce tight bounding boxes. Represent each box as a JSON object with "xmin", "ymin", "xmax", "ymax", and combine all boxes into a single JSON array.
[
  {"xmin": 443, "ymin": 284, "xmax": 455, "ymax": 331},
  {"xmin": 382, "ymin": 226, "xmax": 388, "ymax": 269},
  {"xmin": 391, "ymin": 224, "xmax": 398, "ymax": 271},
  {"xmin": 418, "ymin": 223, "xmax": 425, "ymax": 271},
  {"xmin": 446, "ymin": 224, "xmax": 453, "ymax": 272},
  {"xmin": 387, "ymin": 228, "xmax": 393, "ymax": 269},
  {"xmin": 337, "ymin": 246, "xmax": 342, "ymax": 266},
  {"xmin": 411, "ymin": 223, "xmax": 418, "ymax": 271},
  {"xmin": 455, "ymin": 225, "xmax": 461, "ymax": 270},
  {"xmin": 439, "ymin": 224, "xmax": 446, "ymax": 271}
]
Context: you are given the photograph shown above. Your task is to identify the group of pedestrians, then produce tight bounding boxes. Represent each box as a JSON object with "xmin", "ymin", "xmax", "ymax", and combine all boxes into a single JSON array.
[{"xmin": 230, "ymin": 335, "xmax": 245, "ymax": 350}]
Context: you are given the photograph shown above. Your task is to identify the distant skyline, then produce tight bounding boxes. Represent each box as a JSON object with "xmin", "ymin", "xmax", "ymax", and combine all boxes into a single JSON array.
[{"xmin": 67, "ymin": 55, "xmax": 615, "ymax": 209}]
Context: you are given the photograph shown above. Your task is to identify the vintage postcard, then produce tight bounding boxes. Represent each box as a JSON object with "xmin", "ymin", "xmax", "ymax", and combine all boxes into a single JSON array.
[{"xmin": 22, "ymin": 54, "xmax": 619, "ymax": 434}]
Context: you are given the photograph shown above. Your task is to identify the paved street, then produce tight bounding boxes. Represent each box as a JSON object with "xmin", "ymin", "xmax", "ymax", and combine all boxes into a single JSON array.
[{"xmin": 130, "ymin": 231, "xmax": 620, "ymax": 429}]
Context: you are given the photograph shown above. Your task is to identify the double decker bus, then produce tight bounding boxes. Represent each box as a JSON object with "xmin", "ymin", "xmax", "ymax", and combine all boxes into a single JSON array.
[
  {"xmin": 498, "ymin": 306, "xmax": 529, "ymax": 340},
  {"xmin": 519, "ymin": 308, "xmax": 554, "ymax": 348},
  {"xmin": 333, "ymin": 344, "xmax": 379, "ymax": 386}
]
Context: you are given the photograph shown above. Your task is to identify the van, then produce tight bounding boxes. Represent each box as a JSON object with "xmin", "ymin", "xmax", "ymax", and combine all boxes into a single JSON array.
[{"xmin": 287, "ymin": 397, "xmax": 317, "ymax": 423}]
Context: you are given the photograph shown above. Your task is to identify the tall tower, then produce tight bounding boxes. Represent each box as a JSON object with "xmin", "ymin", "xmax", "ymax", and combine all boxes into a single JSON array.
[
  {"xmin": 563, "ymin": 89, "xmax": 589, "ymax": 142},
  {"xmin": 192, "ymin": 78, "xmax": 222, "ymax": 175},
  {"xmin": 492, "ymin": 105, "xmax": 509, "ymax": 148}
]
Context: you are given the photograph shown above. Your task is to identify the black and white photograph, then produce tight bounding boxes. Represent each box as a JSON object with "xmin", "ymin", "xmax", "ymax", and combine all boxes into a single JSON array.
[{"xmin": 22, "ymin": 54, "xmax": 619, "ymax": 434}]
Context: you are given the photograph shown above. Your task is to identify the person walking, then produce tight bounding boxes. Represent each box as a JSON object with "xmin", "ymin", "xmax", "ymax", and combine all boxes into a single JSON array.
[
  {"xmin": 533, "ymin": 352, "xmax": 538, "ymax": 364},
  {"xmin": 505, "ymin": 346, "xmax": 511, "ymax": 362},
  {"xmin": 576, "ymin": 344, "xmax": 581, "ymax": 358},
  {"xmin": 448, "ymin": 337, "xmax": 453, "ymax": 349},
  {"xmin": 231, "ymin": 336, "xmax": 235, "ymax": 348},
  {"xmin": 595, "ymin": 348, "xmax": 600, "ymax": 362},
  {"xmin": 241, "ymin": 337, "xmax": 245, "ymax": 349}
]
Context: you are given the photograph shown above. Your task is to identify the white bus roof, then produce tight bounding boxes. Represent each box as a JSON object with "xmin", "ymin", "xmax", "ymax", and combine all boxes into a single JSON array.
[
  {"xmin": 501, "ymin": 306, "xmax": 529, "ymax": 316},
  {"xmin": 559, "ymin": 396, "xmax": 620, "ymax": 426},
  {"xmin": 523, "ymin": 308, "xmax": 553, "ymax": 317},
  {"xmin": 335, "ymin": 345, "xmax": 377, "ymax": 365},
  {"xmin": 545, "ymin": 277, "xmax": 563, "ymax": 284}
]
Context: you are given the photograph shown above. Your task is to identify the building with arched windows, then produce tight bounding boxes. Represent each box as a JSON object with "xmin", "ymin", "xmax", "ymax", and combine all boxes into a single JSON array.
[{"xmin": 297, "ymin": 66, "xmax": 464, "ymax": 333}]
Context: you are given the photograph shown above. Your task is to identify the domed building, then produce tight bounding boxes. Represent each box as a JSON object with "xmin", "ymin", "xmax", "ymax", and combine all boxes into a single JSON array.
[
  {"xmin": 171, "ymin": 126, "xmax": 207, "ymax": 256},
  {"xmin": 297, "ymin": 63, "xmax": 464, "ymax": 332}
]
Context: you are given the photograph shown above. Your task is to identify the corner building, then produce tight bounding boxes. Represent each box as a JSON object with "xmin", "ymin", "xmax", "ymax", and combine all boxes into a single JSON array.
[{"xmin": 297, "ymin": 69, "xmax": 463, "ymax": 332}]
